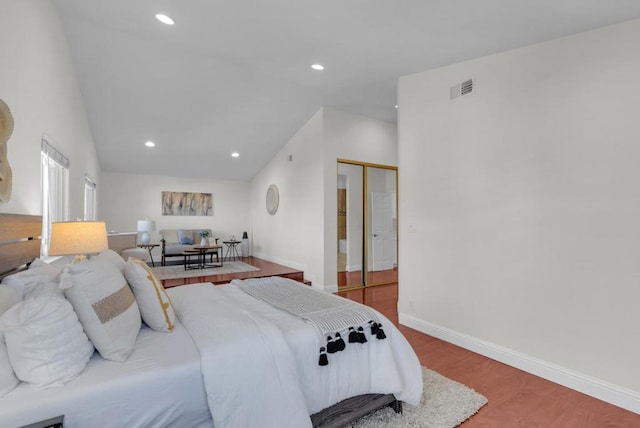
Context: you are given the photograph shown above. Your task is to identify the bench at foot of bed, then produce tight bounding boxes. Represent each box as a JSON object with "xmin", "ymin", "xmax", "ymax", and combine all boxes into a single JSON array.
[{"xmin": 311, "ymin": 393, "xmax": 401, "ymax": 428}]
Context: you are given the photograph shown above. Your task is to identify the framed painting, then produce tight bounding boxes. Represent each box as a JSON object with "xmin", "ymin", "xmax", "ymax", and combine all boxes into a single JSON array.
[{"xmin": 162, "ymin": 191, "xmax": 213, "ymax": 216}]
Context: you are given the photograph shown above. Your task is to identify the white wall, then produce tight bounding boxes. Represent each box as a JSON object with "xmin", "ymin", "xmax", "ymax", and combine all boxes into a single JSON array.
[
  {"xmin": 250, "ymin": 110, "xmax": 325, "ymax": 286},
  {"xmin": 250, "ymin": 108, "xmax": 397, "ymax": 290},
  {"xmin": 398, "ymin": 19, "xmax": 640, "ymax": 411},
  {"xmin": 0, "ymin": 0, "xmax": 100, "ymax": 217},
  {"xmin": 100, "ymin": 172, "xmax": 250, "ymax": 255}
]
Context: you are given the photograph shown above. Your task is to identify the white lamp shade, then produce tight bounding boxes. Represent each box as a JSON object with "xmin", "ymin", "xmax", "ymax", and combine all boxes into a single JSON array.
[
  {"xmin": 136, "ymin": 219, "xmax": 156, "ymax": 232},
  {"xmin": 49, "ymin": 221, "xmax": 109, "ymax": 256}
]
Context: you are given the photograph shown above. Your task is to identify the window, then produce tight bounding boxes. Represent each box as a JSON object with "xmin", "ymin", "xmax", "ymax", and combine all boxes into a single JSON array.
[
  {"xmin": 41, "ymin": 136, "xmax": 69, "ymax": 256},
  {"xmin": 84, "ymin": 175, "xmax": 96, "ymax": 221}
]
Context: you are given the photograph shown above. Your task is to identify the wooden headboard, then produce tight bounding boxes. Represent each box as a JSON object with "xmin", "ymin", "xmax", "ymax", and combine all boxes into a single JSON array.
[{"xmin": 0, "ymin": 213, "xmax": 43, "ymax": 278}]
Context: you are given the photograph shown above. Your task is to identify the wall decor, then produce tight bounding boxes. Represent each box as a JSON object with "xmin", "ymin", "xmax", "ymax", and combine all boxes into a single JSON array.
[
  {"xmin": 0, "ymin": 98, "xmax": 14, "ymax": 202},
  {"xmin": 162, "ymin": 191, "xmax": 213, "ymax": 216},
  {"xmin": 266, "ymin": 184, "xmax": 279, "ymax": 215}
]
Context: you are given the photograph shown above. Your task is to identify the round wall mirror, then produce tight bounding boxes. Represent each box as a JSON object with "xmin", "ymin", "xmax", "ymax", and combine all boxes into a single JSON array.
[{"xmin": 266, "ymin": 184, "xmax": 279, "ymax": 215}]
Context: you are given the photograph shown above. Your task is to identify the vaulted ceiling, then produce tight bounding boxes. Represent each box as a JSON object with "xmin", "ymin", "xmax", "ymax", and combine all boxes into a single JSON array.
[{"xmin": 53, "ymin": 0, "xmax": 640, "ymax": 181}]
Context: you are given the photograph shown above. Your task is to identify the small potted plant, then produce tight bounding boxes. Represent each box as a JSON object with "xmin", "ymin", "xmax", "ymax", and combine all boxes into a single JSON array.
[{"xmin": 198, "ymin": 230, "xmax": 211, "ymax": 246}]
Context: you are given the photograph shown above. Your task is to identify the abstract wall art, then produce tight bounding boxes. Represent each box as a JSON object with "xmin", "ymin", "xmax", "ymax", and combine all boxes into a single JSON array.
[{"xmin": 161, "ymin": 191, "xmax": 213, "ymax": 216}]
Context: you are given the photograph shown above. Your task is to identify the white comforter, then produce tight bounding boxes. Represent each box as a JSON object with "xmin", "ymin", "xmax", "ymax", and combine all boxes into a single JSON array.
[{"xmin": 168, "ymin": 282, "xmax": 422, "ymax": 428}]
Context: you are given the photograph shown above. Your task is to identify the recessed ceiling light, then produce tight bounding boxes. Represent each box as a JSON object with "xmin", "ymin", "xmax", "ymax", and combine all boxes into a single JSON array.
[
  {"xmin": 311, "ymin": 64, "xmax": 324, "ymax": 71},
  {"xmin": 145, "ymin": 141, "xmax": 155, "ymax": 147},
  {"xmin": 394, "ymin": 105, "xmax": 398, "ymax": 109},
  {"xmin": 155, "ymin": 14, "xmax": 174, "ymax": 25},
  {"xmin": 231, "ymin": 152, "xmax": 240, "ymax": 158}
]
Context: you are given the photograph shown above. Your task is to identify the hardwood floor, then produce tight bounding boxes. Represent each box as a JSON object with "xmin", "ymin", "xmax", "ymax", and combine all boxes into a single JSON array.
[
  {"xmin": 338, "ymin": 284, "xmax": 640, "ymax": 427},
  {"xmin": 338, "ymin": 268, "xmax": 398, "ymax": 289},
  {"xmin": 161, "ymin": 256, "xmax": 305, "ymax": 288}
]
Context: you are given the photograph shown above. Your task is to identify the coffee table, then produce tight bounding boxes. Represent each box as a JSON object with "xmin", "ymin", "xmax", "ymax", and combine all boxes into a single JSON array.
[{"xmin": 183, "ymin": 244, "xmax": 223, "ymax": 270}]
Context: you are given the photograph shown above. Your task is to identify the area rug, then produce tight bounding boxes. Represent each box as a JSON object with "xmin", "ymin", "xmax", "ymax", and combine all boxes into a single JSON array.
[
  {"xmin": 151, "ymin": 261, "xmax": 260, "ymax": 280},
  {"xmin": 349, "ymin": 367, "xmax": 487, "ymax": 428}
]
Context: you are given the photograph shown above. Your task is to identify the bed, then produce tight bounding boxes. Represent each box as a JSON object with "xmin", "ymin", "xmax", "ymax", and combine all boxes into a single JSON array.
[{"xmin": 0, "ymin": 214, "xmax": 422, "ymax": 428}]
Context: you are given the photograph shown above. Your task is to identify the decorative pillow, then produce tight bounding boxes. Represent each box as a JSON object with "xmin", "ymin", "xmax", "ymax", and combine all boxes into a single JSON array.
[
  {"xmin": 0, "ymin": 286, "xmax": 21, "ymax": 397},
  {"xmin": 1, "ymin": 263, "xmax": 62, "ymax": 300},
  {"xmin": 92, "ymin": 248, "xmax": 126, "ymax": 274},
  {"xmin": 0, "ymin": 295, "xmax": 94, "ymax": 389},
  {"xmin": 177, "ymin": 230, "xmax": 194, "ymax": 245},
  {"xmin": 124, "ymin": 259, "xmax": 175, "ymax": 332},
  {"xmin": 64, "ymin": 259, "xmax": 141, "ymax": 362}
]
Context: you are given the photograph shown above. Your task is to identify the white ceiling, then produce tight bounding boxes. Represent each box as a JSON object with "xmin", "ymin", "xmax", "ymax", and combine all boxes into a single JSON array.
[{"xmin": 53, "ymin": 0, "xmax": 640, "ymax": 181}]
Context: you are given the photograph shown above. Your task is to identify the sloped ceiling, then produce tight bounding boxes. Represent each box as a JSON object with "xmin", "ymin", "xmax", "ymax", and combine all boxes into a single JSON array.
[{"xmin": 53, "ymin": 0, "xmax": 640, "ymax": 181}]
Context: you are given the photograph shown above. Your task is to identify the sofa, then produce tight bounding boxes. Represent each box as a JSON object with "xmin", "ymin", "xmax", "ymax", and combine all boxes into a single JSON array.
[{"xmin": 159, "ymin": 229, "xmax": 219, "ymax": 266}]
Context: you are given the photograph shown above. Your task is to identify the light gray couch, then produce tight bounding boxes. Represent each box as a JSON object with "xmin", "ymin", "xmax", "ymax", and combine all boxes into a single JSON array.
[{"xmin": 159, "ymin": 229, "xmax": 219, "ymax": 266}]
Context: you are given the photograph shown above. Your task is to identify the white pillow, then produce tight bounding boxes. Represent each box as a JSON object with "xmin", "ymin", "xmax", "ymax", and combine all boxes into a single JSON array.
[
  {"xmin": 28, "ymin": 257, "xmax": 49, "ymax": 269},
  {"xmin": 0, "ymin": 286, "xmax": 20, "ymax": 314},
  {"xmin": 0, "ymin": 339, "xmax": 17, "ymax": 397},
  {"xmin": 64, "ymin": 259, "xmax": 141, "ymax": 362},
  {"xmin": 0, "ymin": 295, "xmax": 94, "ymax": 388},
  {"xmin": 92, "ymin": 249, "xmax": 126, "ymax": 274},
  {"xmin": 125, "ymin": 259, "xmax": 176, "ymax": 332},
  {"xmin": 1, "ymin": 263, "xmax": 62, "ymax": 299},
  {"xmin": 0, "ymin": 286, "xmax": 21, "ymax": 397}
]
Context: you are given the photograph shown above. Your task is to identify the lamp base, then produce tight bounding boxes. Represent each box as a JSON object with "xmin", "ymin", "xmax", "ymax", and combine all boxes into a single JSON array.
[{"xmin": 140, "ymin": 231, "xmax": 150, "ymax": 245}]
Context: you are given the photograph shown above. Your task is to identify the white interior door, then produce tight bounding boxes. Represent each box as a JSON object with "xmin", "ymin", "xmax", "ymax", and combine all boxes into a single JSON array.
[{"xmin": 370, "ymin": 191, "xmax": 397, "ymax": 271}]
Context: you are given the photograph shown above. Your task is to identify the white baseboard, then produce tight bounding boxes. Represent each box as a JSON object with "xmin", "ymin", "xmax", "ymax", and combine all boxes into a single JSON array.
[
  {"xmin": 399, "ymin": 312, "xmax": 640, "ymax": 415},
  {"xmin": 251, "ymin": 251, "xmax": 306, "ymax": 272},
  {"xmin": 251, "ymin": 251, "xmax": 337, "ymax": 292}
]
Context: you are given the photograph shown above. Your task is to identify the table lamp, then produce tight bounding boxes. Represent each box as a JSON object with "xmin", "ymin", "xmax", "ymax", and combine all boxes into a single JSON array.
[
  {"xmin": 137, "ymin": 219, "xmax": 156, "ymax": 245},
  {"xmin": 49, "ymin": 221, "xmax": 109, "ymax": 261}
]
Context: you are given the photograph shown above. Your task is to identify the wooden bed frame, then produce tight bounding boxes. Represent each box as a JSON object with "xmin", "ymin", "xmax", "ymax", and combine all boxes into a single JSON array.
[
  {"xmin": 0, "ymin": 213, "xmax": 42, "ymax": 279},
  {"xmin": 0, "ymin": 213, "xmax": 402, "ymax": 427}
]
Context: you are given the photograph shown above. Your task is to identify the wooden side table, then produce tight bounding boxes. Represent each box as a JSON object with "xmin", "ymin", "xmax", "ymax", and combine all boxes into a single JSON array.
[{"xmin": 137, "ymin": 243, "xmax": 159, "ymax": 267}]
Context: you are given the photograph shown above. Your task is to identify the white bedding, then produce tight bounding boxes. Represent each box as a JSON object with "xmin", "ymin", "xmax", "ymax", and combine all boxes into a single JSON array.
[
  {"xmin": 168, "ymin": 282, "xmax": 423, "ymax": 428},
  {"xmin": 0, "ymin": 321, "xmax": 211, "ymax": 428},
  {"xmin": 0, "ymin": 280, "xmax": 422, "ymax": 428}
]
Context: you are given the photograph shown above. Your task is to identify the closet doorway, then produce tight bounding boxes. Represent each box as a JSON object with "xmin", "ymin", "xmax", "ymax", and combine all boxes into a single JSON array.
[{"xmin": 337, "ymin": 160, "xmax": 398, "ymax": 290}]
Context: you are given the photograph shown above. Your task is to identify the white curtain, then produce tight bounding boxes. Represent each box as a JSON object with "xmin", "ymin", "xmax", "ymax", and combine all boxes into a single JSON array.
[
  {"xmin": 84, "ymin": 175, "xmax": 96, "ymax": 221},
  {"xmin": 41, "ymin": 136, "xmax": 69, "ymax": 256}
]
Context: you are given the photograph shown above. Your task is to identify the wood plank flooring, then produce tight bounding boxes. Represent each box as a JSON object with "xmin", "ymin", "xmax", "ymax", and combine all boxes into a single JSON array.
[
  {"xmin": 337, "ymin": 268, "xmax": 398, "ymax": 288},
  {"xmin": 338, "ymin": 284, "xmax": 640, "ymax": 427},
  {"xmin": 160, "ymin": 256, "xmax": 305, "ymax": 288}
]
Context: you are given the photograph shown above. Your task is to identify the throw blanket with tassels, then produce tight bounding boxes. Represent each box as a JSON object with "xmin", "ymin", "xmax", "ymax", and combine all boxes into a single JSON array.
[{"xmin": 232, "ymin": 277, "xmax": 387, "ymax": 366}]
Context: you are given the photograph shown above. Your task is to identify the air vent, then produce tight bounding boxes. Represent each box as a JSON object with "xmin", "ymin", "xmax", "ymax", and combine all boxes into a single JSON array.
[{"xmin": 450, "ymin": 78, "xmax": 474, "ymax": 100}]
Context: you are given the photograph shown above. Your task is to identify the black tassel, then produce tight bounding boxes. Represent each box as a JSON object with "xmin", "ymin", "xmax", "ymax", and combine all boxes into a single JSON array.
[
  {"xmin": 376, "ymin": 323, "xmax": 387, "ymax": 340},
  {"xmin": 357, "ymin": 326, "xmax": 368, "ymax": 343},
  {"xmin": 369, "ymin": 320, "xmax": 380, "ymax": 335},
  {"xmin": 334, "ymin": 333, "xmax": 346, "ymax": 351},
  {"xmin": 319, "ymin": 347, "xmax": 329, "ymax": 366},
  {"xmin": 348, "ymin": 327, "xmax": 359, "ymax": 343},
  {"xmin": 326, "ymin": 335, "xmax": 338, "ymax": 354}
]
